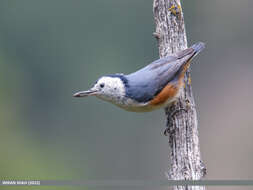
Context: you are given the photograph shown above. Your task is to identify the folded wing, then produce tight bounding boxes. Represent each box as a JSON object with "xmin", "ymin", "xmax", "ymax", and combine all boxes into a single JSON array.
[{"xmin": 125, "ymin": 43, "xmax": 204, "ymax": 103}]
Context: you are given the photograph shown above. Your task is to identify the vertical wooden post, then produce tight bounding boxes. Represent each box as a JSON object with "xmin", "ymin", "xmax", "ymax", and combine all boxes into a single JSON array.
[{"xmin": 153, "ymin": 0, "xmax": 206, "ymax": 189}]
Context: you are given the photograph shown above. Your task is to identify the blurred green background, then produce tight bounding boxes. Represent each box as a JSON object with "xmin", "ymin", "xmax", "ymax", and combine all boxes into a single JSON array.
[{"xmin": 0, "ymin": 0, "xmax": 253, "ymax": 190}]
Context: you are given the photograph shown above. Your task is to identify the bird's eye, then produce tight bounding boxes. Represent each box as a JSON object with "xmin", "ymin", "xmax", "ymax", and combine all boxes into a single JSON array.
[{"xmin": 100, "ymin": 83, "xmax": 105, "ymax": 88}]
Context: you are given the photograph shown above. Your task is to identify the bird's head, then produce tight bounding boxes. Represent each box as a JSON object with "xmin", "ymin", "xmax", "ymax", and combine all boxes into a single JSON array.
[{"xmin": 73, "ymin": 75, "xmax": 126, "ymax": 104}]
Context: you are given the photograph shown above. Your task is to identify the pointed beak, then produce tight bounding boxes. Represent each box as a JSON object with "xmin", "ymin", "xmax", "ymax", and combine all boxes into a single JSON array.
[{"xmin": 73, "ymin": 89, "xmax": 98, "ymax": 97}]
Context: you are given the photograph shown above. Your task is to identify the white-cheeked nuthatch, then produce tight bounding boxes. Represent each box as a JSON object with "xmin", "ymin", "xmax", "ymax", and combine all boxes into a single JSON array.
[{"xmin": 74, "ymin": 42, "xmax": 205, "ymax": 112}]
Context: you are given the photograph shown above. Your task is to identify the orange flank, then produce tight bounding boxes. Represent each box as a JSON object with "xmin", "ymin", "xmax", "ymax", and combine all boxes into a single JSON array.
[
  {"xmin": 149, "ymin": 84, "xmax": 179, "ymax": 106},
  {"xmin": 149, "ymin": 62, "xmax": 190, "ymax": 106}
]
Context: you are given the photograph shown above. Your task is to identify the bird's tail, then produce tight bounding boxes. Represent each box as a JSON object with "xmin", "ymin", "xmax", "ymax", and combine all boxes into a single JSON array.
[
  {"xmin": 191, "ymin": 42, "xmax": 205, "ymax": 55},
  {"xmin": 180, "ymin": 42, "xmax": 205, "ymax": 65},
  {"xmin": 177, "ymin": 42, "xmax": 205, "ymax": 75}
]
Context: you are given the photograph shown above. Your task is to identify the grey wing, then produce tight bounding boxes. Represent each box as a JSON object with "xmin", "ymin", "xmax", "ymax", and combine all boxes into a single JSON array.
[{"xmin": 125, "ymin": 48, "xmax": 195, "ymax": 103}]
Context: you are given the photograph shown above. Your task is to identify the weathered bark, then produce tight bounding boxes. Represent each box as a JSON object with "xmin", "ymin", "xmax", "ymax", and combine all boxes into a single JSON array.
[{"xmin": 153, "ymin": 0, "xmax": 206, "ymax": 190}]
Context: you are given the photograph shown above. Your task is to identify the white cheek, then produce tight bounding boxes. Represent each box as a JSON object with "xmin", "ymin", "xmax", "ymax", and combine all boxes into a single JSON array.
[
  {"xmin": 97, "ymin": 77, "xmax": 126, "ymax": 103},
  {"xmin": 102, "ymin": 87, "xmax": 112, "ymax": 97}
]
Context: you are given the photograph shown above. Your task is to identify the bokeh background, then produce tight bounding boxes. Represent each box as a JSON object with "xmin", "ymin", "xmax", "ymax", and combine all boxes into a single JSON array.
[{"xmin": 0, "ymin": 0, "xmax": 253, "ymax": 190}]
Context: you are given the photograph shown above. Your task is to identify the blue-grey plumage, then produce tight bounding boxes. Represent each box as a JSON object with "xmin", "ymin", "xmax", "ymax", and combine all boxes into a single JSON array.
[
  {"xmin": 73, "ymin": 42, "xmax": 205, "ymax": 112},
  {"xmin": 124, "ymin": 42, "xmax": 205, "ymax": 103}
]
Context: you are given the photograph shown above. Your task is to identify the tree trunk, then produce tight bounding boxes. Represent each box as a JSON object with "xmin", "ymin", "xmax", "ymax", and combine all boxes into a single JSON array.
[{"xmin": 153, "ymin": 0, "xmax": 206, "ymax": 190}]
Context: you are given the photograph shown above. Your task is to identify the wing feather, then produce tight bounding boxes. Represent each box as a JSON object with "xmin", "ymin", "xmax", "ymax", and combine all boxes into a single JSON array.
[{"xmin": 125, "ymin": 43, "xmax": 204, "ymax": 102}]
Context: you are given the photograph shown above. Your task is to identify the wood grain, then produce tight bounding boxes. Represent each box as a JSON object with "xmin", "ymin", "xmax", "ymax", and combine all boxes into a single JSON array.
[{"xmin": 153, "ymin": 0, "xmax": 206, "ymax": 189}]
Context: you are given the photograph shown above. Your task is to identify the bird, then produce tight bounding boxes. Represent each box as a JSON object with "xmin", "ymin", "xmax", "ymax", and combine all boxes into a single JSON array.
[{"xmin": 73, "ymin": 42, "xmax": 205, "ymax": 112}]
